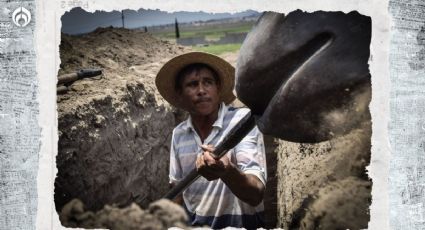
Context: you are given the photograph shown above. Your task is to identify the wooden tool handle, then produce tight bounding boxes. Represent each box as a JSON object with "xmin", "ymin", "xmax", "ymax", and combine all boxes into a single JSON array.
[{"xmin": 164, "ymin": 112, "xmax": 256, "ymax": 200}]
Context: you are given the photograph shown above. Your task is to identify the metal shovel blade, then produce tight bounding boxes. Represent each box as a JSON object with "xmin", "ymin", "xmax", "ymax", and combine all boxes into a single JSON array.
[{"xmin": 236, "ymin": 11, "xmax": 371, "ymax": 143}]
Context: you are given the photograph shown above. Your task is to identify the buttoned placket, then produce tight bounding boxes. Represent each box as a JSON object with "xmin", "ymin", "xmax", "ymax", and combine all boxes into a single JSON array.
[
  {"xmin": 189, "ymin": 124, "xmax": 221, "ymax": 155},
  {"xmin": 188, "ymin": 103, "xmax": 226, "ymax": 155}
]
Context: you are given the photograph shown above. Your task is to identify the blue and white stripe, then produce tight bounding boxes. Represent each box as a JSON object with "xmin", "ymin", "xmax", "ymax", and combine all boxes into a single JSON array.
[{"xmin": 169, "ymin": 103, "xmax": 267, "ymax": 228}]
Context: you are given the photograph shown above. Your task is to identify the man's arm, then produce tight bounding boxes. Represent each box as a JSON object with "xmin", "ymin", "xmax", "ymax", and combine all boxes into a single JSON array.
[{"xmin": 196, "ymin": 145, "xmax": 265, "ymax": 207}]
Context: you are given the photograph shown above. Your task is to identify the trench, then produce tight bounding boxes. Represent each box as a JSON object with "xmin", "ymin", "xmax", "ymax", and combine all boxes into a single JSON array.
[
  {"xmin": 54, "ymin": 72, "xmax": 371, "ymax": 230},
  {"xmin": 55, "ymin": 27, "xmax": 281, "ymax": 229},
  {"xmin": 55, "ymin": 26, "xmax": 371, "ymax": 229},
  {"xmin": 55, "ymin": 83, "xmax": 280, "ymax": 228}
]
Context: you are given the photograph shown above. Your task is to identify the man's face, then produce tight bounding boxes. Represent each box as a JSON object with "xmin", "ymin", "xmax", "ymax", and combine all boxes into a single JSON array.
[{"xmin": 178, "ymin": 67, "xmax": 220, "ymax": 117}]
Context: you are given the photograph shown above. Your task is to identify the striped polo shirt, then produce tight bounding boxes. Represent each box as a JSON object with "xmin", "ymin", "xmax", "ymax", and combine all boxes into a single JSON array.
[{"xmin": 169, "ymin": 103, "xmax": 267, "ymax": 229}]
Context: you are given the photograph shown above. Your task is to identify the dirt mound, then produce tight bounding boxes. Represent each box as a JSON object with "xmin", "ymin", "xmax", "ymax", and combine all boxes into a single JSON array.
[
  {"xmin": 58, "ymin": 27, "xmax": 190, "ymax": 111},
  {"xmin": 59, "ymin": 26, "xmax": 186, "ymax": 72},
  {"xmin": 60, "ymin": 198, "xmax": 188, "ymax": 229},
  {"xmin": 55, "ymin": 28, "xmax": 190, "ymax": 213}
]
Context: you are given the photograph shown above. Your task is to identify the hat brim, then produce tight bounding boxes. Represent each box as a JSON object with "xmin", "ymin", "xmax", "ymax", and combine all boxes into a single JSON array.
[{"xmin": 156, "ymin": 52, "xmax": 236, "ymax": 109}]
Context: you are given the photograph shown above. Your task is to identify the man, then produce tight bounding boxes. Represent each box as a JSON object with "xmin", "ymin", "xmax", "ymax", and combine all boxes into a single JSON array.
[{"xmin": 155, "ymin": 52, "xmax": 267, "ymax": 229}]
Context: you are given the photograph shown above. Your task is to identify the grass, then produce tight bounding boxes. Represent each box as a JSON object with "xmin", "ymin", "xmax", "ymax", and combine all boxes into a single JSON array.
[
  {"xmin": 150, "ymin": 21, "xmax": 253, "ymax": 55},
  {"xmin": 192, "ymin": 43, "xmax": 242, "ymax": 55},
  {"xmin": 152, "ymin": 22, "xmax": 254, "ymax": 40}
]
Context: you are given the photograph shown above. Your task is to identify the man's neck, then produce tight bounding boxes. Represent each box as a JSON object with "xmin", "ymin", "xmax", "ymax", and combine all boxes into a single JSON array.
[{"xmin": 190, "ymin": 107, "xmax": 220, "ymax": 143}]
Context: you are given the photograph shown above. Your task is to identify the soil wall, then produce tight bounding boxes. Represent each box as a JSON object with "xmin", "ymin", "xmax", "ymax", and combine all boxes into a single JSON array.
[
  {"xmin": 55, "ymin": 28, "xmax": 189, "ymax": 211},
  {"xmin": 55, "ymin": 83, "xmax": 180, "ymax": 210},
  {"xmin": 275, "ymin": 85, "xmax": 372, "ymax": 229}
]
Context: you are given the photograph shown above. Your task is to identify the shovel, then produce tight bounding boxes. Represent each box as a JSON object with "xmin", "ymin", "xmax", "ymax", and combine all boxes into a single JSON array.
[{"xmin": 164, "ymin": 11, "xmax": 371, "ymax": 200}]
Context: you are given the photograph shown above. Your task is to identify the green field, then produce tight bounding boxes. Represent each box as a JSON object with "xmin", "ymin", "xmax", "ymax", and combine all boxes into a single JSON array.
[
  {"xmin": 192, "ymin": 43, "xmax": 242, "ymax": 55},
  {"xmin": 152, "ymin": 23, "xmax": 253, "ymax": 40},
  {"xmin": 152, "ymin": 22, "xmax": 254, "ymax": 39},
  {"xmin": 150, "ymin": 21, "xmax": 255, "ymax": 55}
]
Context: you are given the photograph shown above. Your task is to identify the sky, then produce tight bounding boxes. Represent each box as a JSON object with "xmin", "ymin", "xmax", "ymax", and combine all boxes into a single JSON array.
[{"xmin": 61, "ymin": 8, "xmax": 260, "ymax": 35}]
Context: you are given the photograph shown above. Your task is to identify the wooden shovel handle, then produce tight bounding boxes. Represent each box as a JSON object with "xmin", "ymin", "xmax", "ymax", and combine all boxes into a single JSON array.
[{"xmin": 163, "ymin": 112, "xmax": 256, "ymax": 200}]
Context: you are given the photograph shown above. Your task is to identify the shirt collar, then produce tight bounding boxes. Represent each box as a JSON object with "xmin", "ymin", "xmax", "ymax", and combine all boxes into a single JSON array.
[{"xmin": 184, "ymin": 102, "xmax": 227, "ymax": 132}]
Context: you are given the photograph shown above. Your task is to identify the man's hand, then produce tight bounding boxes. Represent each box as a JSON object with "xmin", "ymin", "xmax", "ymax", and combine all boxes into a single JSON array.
[
  {"xmin": 195, "ymin": 144, "xmax": 265, "ymax": 206},
  {"xmin": 195, "ymin": 144, "xmax": 233, "ymax": 181}
]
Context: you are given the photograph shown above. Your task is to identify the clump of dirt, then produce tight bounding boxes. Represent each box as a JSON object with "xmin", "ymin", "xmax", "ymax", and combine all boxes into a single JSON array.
[
  {"xmin": 60, "ymin": 198, "xmax": 188, "ymax": 229},
  {"xmin": 300, "ymin": 177, "xmax": 371, "ymax": 230},
  {"xmin": 55, "ymin": 27, "xmax": 191, "ymax": 213}
]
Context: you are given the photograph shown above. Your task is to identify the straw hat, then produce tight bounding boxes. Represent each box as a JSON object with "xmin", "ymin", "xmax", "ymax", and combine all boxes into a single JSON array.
[{"xmin": 155, "ymin": 52, "xmax": 236, "ymax": 108}]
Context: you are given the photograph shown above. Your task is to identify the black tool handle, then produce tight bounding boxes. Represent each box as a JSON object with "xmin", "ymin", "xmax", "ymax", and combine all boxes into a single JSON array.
[
  {"xmin": 164, "ymin": 111, "xmax": 256, "ymax": 200},
  {"xmin": 57, "ymin": 69, "xmax": 102, "ymax": 85},
  {"xmin": 77, "ymin": 69, "xmax": 103, "ymax": 78}
]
